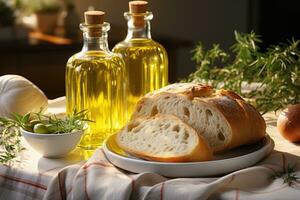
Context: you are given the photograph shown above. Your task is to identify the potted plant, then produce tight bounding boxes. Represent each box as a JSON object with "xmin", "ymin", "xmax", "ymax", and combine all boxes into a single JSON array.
[{"xmin": 32, "ymin": 0, "xmax": 62, "ymax": 34}]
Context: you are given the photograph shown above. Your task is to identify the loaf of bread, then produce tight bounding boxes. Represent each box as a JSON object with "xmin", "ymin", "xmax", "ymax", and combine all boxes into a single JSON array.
[
  {"xmin": 131, "ymin": 83, "xmax": 266, "ymax": 152},
  {"xmin": 116, "ymin": 114, "xmax": 213, "ymax": 162}
]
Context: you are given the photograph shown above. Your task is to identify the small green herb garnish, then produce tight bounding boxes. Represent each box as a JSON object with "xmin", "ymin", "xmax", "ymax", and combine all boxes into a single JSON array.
[
  {"xmin": 17, "ymin": 109, "xmax": 93, "ymax": 134},
  {"xmin": 186, "ymin": 31, "xmax": 300, "ymax": 114},
  {"xmin": 0, "ymin": 109, "xmax": 92, "ymax": 164},
  {"xmin": 0, "ymin": 118, "xmax": 23, "ymax": 165},
  {"xmin": 271, "ymin": 164, "xmax": 298, "ymax": 186}
]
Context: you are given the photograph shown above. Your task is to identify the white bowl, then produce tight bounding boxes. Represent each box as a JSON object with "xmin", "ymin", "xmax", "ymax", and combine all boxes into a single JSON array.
[{"xmin": 21, "ymin": 129, "xmax": 84, "ymax": 158}]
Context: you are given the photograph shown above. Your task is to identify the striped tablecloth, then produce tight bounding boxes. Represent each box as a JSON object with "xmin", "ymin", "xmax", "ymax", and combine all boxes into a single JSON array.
[{"xmin": 1, "ymin": 98, "xmax": 300, "ymax": 200}]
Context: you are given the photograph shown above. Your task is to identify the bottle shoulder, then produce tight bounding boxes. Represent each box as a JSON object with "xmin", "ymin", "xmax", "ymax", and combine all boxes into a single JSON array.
[
  {"xmin": 113, "ymin": 38, "xmax": 167, "ymax": 54},
  {"xmin": 67, "ymin": 51, "xmax": 125, "ymax": 69},
  {"xmin": 68, "ymin": 50, "xmax": 123, "ymax": 62}
]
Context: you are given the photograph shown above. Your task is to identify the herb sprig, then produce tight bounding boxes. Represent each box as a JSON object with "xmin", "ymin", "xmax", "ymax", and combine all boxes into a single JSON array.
[
  {"xmin": 20, "ymin": 109, "xmax": 92, "ymax": 134},
  {"xmin": 186, "ymin": 31, "xmax": 300, "ymax": 114},
  {"xmin": 271, "ymin": 164, "xmax": 298, "ymax": 186},
  {"xmin": 0, "ymin": 117, "xmax": 23, "ymax": 164}
]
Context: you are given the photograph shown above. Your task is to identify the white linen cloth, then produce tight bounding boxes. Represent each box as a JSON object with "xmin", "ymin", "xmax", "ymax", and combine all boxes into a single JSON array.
[
  {"xmin": 43, "ymin": 109, "xmax": 300, "ymax": 200},
  {"xmin": 43, "ymin": 149, "xmax": 300, "ymax": 200},
  {"xmin": 1, "ymin": 98, "xmax": 300, "ymax": 200}
]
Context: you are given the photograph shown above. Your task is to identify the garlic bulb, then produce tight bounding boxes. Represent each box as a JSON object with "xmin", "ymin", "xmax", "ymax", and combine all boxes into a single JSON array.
[{"xmin": 0, "ymin": 75, "xmax": 48, "ymax": 118}]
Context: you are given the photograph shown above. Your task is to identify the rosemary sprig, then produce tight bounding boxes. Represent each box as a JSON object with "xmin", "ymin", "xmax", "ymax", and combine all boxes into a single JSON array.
[
  {"xmin": 271, "ymin": 164, "xmax": 298, "ymax": 186},
  {"xmin": 29, "ymin": 109, "xmax": 93, "ymax": 134},
  {"xmin": 0, "ymin": 117, "xmax": 23, "ymax": 164},
  {"xmin": 186, "ymin": 31, "xmax": 300, "ymax": 114}
]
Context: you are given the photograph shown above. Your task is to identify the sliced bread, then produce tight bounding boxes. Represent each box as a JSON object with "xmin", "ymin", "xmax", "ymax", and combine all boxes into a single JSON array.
[
  {"xmin": 131, "ymin": 83, "xmax": 266, "ymax": 152},
  {"xmin": 116, "ymin": 114, "xmax": 213, "ymax": 162}
]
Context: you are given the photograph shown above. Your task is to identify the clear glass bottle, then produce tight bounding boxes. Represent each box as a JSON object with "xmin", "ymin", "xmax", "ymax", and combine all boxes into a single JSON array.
[
  {"xmin": 113, "ymin": 1, "xmax": 168, "ymax": 119},
  {"xmin": 65, "ymin": 11, "xmax": 127, "ymax": 151}
]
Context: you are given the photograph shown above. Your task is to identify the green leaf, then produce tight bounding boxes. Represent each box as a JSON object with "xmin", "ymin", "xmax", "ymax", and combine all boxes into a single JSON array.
[{"xmin": 22, "ymin": 113, "xmax": 31, "ymax": 124}]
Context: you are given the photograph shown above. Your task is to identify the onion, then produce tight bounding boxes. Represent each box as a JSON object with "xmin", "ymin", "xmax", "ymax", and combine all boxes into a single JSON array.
[{"xmin": 277, "ymin": 104, "xmax": 300, "ymax": 142}]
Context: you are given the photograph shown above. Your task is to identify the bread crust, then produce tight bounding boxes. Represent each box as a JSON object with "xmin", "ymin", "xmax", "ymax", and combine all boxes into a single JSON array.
[
  {"xmin": 131, "ymin": 83, "xmax": 266, "ymax": 152},
  {"xmin": 206, "ymin": 92, "xmax": 266, "ymax": 151}
]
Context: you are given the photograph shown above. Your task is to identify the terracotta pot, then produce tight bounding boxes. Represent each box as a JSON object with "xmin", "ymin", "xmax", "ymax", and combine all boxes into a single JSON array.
[{"xmin": 35, "ymin": 12, "xmax": 59, "ymax": 34}]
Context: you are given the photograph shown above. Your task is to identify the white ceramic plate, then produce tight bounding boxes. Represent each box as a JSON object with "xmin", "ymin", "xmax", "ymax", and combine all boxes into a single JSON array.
[{"xmin": 103, "ymin": 134, "xmax": 274, "ymax": 177}]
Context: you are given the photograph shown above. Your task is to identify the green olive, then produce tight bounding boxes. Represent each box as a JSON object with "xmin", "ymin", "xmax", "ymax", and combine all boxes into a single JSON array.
[
  {"xmin": 71, "ymin": 128, "xmax": 80, "ymax": 133},
  {"xmin": 33, "ymin": 123, "xmax": 49, "ymax": 134},
  {"xmin": 23, "ymin": 124, "xmax": 33, "ymax": 132},
  {"xmin": 30, "ymin": 119, "xmax": 41, "ymax": 128},
  {"xmin": 45, "ymin": 124, "xmax": 56, "ymax": 133}
]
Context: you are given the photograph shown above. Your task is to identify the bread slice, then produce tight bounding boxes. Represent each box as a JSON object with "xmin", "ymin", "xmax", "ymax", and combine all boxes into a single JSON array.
[
  {"xmin": 116, "ymin": 114, "xmax": 213, "ymax": 162},
  {"xmin": 131, "ymin": 83, "xmax": 266, "ymax": 152}
]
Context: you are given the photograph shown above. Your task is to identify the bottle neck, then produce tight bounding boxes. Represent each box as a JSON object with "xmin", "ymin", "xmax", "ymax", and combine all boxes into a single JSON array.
[
  {"xmin": 80, "ymin": 22, "xmax": 110, "ymax": 52},
  {"xmin": 81, "ymin": 32, "xmax": 109, "ymax": 52},
  {"xmin": 125, "ymin": 21, "xmax": 151, "ymax": 41},
  {"xmin": 124, "ymin": 11, "xmax": 153, "ymax": 41}
]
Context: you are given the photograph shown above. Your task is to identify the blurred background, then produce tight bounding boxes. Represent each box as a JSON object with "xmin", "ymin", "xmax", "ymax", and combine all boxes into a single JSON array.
[{"xmin": 0, "ymin": 0, "xmax": 299, "ymax": 98}]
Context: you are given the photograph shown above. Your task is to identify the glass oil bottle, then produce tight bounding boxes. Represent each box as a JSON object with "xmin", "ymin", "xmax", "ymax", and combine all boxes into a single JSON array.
[
  {"xmin": 113, "ymin": 1, "xmax": 168, "ymax": 119},
  {"xmin": 65, "ymin": 11, "xmax": 127, "ymax": 152}
]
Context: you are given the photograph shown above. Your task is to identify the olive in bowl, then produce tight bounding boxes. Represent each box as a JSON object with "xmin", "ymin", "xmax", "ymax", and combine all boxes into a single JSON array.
[
  {"xmin": 19, "ymin": 111, "xmax": 89, "ymax": 158},
  {"xmin": 21, "ymin": 128, "xmax": 83, "ymax": 158}
]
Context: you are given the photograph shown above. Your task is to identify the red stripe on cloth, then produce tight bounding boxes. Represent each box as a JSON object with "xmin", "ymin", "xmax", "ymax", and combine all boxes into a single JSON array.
[
  {"xmin": 160, "ymin": 182, "xmax": 165, "ymax": 200},
  {"xmin": 58, "ymin": 171, "xmax": 66, "ymax": 200},
  {"xmin": 281, "ymin": 153, "xmax": 286, "ymax": 169},
  {"xmin": 262, "ymin": 165, "xmax": 277, "ymax": 173},
  {"xmin": 127, "ymin": 175, "xmax": 135, "ymax": 196},
  {"xmin": 0, "ymin": 173, "xmax": 47, "ymax": 190},
  {"xmin": 235, "ymin": 188, "xmax": 240, "ymax": 200},
  {"xmin": 67, "ymin": 186, "xmax": 73, "ymax": 195},
  {"xmin": 84, "ymin": 167, "xmax": 90, "ymax": 200},
  {"xmin": 131, "ymin": 177, "xmax": 135, "ymax": 194}
]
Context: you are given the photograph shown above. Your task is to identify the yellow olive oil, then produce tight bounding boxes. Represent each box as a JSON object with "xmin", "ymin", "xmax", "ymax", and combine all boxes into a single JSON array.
[
  {"xmin": 66, "ymin": 51, "xmax": 127, "ymax": 150},
  {"xmin": 113, "ymin": 38, "xmax": 168, "ymax": 118}
]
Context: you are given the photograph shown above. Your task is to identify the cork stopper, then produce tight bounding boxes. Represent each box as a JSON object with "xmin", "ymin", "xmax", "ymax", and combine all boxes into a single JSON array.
[
  {"xmin": 84, "ymin": 11, "xmax": 105, "ymax": 36},
  {"xmin": 84, "ymin": 11, "xmax": 105, "ymax": 25},
  {"xmin": 129, "ymin": 1, "xmax": 148, "ymax": 14},
  {"xmin": 128, "ymin": 1, "xmax": 148, "ymax": 27}
]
